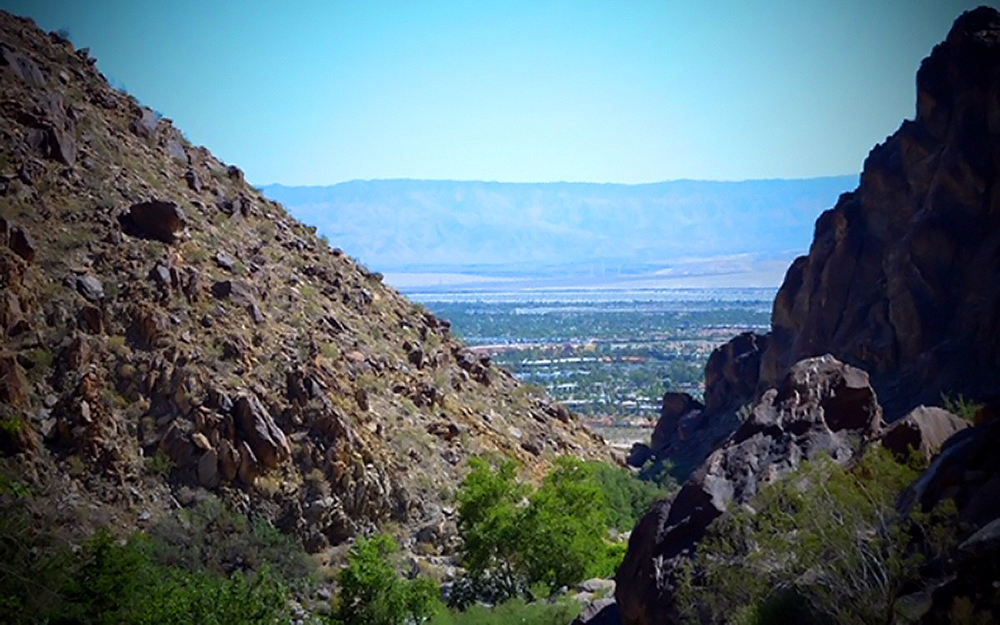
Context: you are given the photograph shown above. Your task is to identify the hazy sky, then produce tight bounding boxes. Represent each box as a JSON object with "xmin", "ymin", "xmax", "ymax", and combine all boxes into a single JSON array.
[{"xmin": 0, "ymin": 1, "xmax": 982, "ymax": 185}]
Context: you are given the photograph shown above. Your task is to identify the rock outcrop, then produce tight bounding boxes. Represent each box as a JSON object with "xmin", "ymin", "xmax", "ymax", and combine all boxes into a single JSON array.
[
  {"xmin": 0, "ymin": 9, "xmax": 613, "ymax": 555},
  {"xmin": 616, "ymin": 355, "xmax": 883, "ymax": 625},
  {"xmin": 761, "ymin": 6, "xmax": 1000, "ymax": 418},
  {"xmin": 893, "ymin": 405, "xmax": 1000, "ymax": 622},
  {"xmin": 632, "ymin": 332, "xmax": 766, "ymax": 480}
]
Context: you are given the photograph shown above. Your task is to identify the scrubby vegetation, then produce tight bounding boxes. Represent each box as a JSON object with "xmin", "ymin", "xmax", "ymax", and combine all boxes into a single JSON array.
[
  {"xmin": 329, "ymin": 533, "xmax": 438, "ymax": 625},
  {"xmin": 450, "ymin": 455, "xmax": 641, "ymax": 607},
  {"xmin": 676, "ymin": 446, "xmax": 957, "ymax": 625},
  {"xmin": 0, "ymin": 454, "xmax": 668, "ymax": 623},
  {"xmin": 0, "ymin": 496, "xmax": 296, "ymax": 624}
]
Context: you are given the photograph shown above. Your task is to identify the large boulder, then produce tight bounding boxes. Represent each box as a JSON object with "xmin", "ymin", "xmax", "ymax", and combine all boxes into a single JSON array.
[
  {"xmin": 233, "ymin": 393, "xmax": 290, "ymax": 470},
  {"xmin": 616, "ymin": 355, "xmax": 883, "ymax": 625},
  {"xmin": 879, "ymin": 405, "xmax": 970, "ymax": 463},
  {"xmin": 127, "ymin": 200, "xmax": 187, "ymax": 243},
  {"xmin": 703, "ymin": 331, "xmax": 767, "ymax": 413},
  {"xmin": 649, "ymin": 392, "xmax": 703, "ymax": 451},
  {"xmin": 571, "ymin": 598, "xmax": 621, "ymax": 625}
]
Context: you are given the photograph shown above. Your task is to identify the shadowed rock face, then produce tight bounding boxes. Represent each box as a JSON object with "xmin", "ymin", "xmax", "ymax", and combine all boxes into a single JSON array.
[
  {"xmin": 761, "ymin": 6, "xmax": 1000, "ymax": 419},
  {"xmin": 634, "ymin": 333, "xmax": 765, "ymax": 481}
]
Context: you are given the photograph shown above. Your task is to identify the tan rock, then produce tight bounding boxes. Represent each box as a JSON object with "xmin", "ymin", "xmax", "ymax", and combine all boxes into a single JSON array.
[
  {"xmin": 880, "ymin": 406, "xmax": 970, "ymax": 463},
  {"xmin": 218, "ymin": 439, "xmax": 239, "ymax": 482},
  {"xmin": 191, "ymin": 432, "xmax": 212, "ymax": 451}
]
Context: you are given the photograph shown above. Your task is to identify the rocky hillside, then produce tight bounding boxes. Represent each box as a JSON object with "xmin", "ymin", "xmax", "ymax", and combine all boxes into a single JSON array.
[
  {"xmin": 0, "ymin": 9, "xmax": 612, "ymax": 556},
  {"xmin": 614, "ymin": 7, "xmax": 1000, "ymax": 625}
]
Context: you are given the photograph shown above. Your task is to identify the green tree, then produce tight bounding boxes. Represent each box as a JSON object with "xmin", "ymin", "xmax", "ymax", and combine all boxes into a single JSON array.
[
  {"xmin": 520, "ymin": 457, "xmax": 615, "ymax": 592},
  {"xmin": 331, "ymin": 533, "xmax": 438, "ymax": 625},
  {"xmin": 588, "ymin": 460, "xmax": 674, "ymax": 531},
  {"xmin": 455, "ymin": 456, "xmax": 528, "ymax": 577},
  {"xmin": 454, "ymin": 456, "xmax": 623, "ymax": 603}
]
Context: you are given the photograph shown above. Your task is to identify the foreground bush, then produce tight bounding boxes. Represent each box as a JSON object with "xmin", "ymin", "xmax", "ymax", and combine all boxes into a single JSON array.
[
  {"xmin": 677, "ymin": 446, "xmax": 953, "ymax": 625},
  {"xmin": 0, "ymin": 494, "xmax": 303, "ymax": 624},
  {"xmin": 429, "ymin": 597, "xmax": 581, "ymax": 625},
  {"xmin": 0, "ymin": 525, "xmax": 291, "ymax": 624}
]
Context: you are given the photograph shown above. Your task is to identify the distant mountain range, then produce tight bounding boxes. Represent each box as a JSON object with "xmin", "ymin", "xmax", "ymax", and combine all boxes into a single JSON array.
[{"xmin": 260, "ymin": 177, "xmax": 857, "ymax": 288}]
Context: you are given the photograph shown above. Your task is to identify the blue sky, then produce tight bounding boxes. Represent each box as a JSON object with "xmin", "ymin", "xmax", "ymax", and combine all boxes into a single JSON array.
[{"xmin": 0, "ymin": 1, "xmax": 981, "ymax": 185}]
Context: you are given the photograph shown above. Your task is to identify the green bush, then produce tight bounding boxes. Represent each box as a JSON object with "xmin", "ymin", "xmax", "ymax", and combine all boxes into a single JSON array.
[
  {"xmin": 146, "ymin": 495, "xmax": 312, "ymax": 588},
  {"xmin": 0, "ymin": 524, "xmax": 291, "ymax": 624},
  {"xmin": 941, "ymin": 392, "xmax": 983, "ymax": 422},
  {"xmin": 676, "ymin": 446, "xmax": 948, "ymax": 625},
  {"xmin": 519, "ymin": 457, "xmax": 618, "ymax": 590},
  {"xmin": 587, "ymin": 460, "xmax": 674, "ymax": 531},
  {"xmin": 329, "ymin": 533, "xmax": 438, "ymax": 625},
  {"xmin": 429, "ymin": 596, "xmax": 581, "ymax": 625}
]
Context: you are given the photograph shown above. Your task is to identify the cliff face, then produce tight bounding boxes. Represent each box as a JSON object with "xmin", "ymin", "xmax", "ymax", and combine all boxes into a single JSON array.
[
  {"xmin": 762, "ymin": 6, "xmax": 1000, "ymax": 417},
  {"xmin": 0, "ymin": 11, "xmax": 612, "ymax": 553},
  {"xmin": 616, "ymin": 7, "xmax": 1000, "ymax": 625}
]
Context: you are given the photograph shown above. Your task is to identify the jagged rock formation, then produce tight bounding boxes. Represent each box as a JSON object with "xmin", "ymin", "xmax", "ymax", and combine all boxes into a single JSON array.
[
  {"xmin": 0, "ymin": 10, "xmax": 612, "ymax": 554},
  {"xmin": 761, "ymin": 6, "xmax": 1000, "ymax": 418},
  {"xmin": 616, "ymin": 355, "xmax": 885, "ymax": 625},
  {"xmin": 895, "ymin": 403, "xmax": 1000, "ymax": 622},
  {"xmin": 616, "ymin": 7, "xmax": 1000, "ymax": 624},
  {"xmin": 629, "ymin": 332, "xmax": 766, "ymax": 481}
]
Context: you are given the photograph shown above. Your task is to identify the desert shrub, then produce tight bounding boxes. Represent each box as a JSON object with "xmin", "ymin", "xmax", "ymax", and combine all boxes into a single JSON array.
[
  {"xmin": 329, "ymin": 533, "xmax": 439, "ymax": 625},
  {"xmin": 0, "ymin": 501, "xmax": 76, "ymax": 621},
  {"xmin": 676, "ymin": 446, "xmax": 949, "ymax": 625},
  {"xmin": 69, "ymin": 530, "xmax": 290, "ymax": 624},
  {"xmin": 941, "ymin": 392, "xmax": 984, "ymax": 422},
  {"xmin": 0, "ymin": 515, "xmax": 291, "ymax": 625},
  {"xmin": 146, "ymin": 495, "xmax": 312, "ymax": 588}
]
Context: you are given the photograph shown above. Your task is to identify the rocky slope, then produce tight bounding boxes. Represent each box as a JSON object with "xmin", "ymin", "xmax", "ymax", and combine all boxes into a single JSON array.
[
  {"xmin": 0, "ymin": 9, "xmax": 613, "ymax": 558},
  {"xmin": 614, "ymin": 7, "xmax": 1000, "ymax": 624}
]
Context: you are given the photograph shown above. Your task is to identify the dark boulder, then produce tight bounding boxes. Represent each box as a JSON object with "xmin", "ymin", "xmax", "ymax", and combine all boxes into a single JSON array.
[
  {"xmin": 130, "ymin": 108, "xmax": 159, "ymax": 137},
  {"xmin": 703, "ymin": 331, "xmax": 767, "ymax": 413},
  {"xmin": 650, "ymin": 392, "xmax": 703, "ymax": 451},
  {"xmin": 233, "ymin": 393, "xmax": 290, "ymax": 470},
  {"xmin": 1, "ymin": 218, "xmax": 36, "ymax": 262},
  {"xmin": 127, "ymin": 200, "xmax": 186, "ymax": 243},
  {"xmin": 0, "ymin": 45, "xmax": 46, "ymax": 86},
  {"xmin": 75, "ymin": 275, "xmax": 104, "ymax": 301}
]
